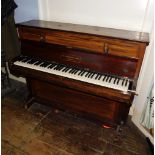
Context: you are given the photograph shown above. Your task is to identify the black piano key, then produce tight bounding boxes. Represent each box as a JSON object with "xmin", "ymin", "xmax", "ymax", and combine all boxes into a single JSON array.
[
  {"xmin": 98, "ymin": 74, "xmax": 102, "ymax": 80},
  {"xmin": 103, "ymin": 75, "xmax": 107, "ymax": 81},
  {"xmin": 64, "ymin": 68, "xmax": 70, "ymax": 72},
  {"xmin": 27, "ymin": 59, "xmax": 34, "ymax": 64},
  {"xmin": 71, "ymin": 68, "xmax": 78, "ymax": 74},
  {"xmin": 33, "ymin": 60, "xmax": 39, "ymax": 65},
  {"xmin": 70, "ymin": 69, "xmax": 75, "ymax": 74},
  {"xmin": 116, "ymin": 78, "xmax": 120, "ymax": 84},
  {"xmin": 95, "ymin": 74, "xmax": 99, "ymax": 80},
  {"xmin": 53, "ymin": 64, "xmax": 59, "ymax": 70},
  {"xmin": 48, "ymin": 64, "xmax": 56, "ymax": 69},
  {"xmin": 40, "ymin": 62, "xmax": 50, "ymax": 67},
  {"xmin": 31, "ymin": 60, "xmax": 39, "ymax": 65},
  {"xmin": 47, "ymin": 64, "xmax": 53, "ymax": 68},
  {"xmin": 88, "ymin": 72, "xmax": 93, "ymax": 78},
  {"xmin": 65, "ymin": 68, "xmax": 71, "ymax": 72},
  {"xmin": 72, "ymin": 69, "xmax": 78, "ymax": 74},
  {"xmin": 39, "ymin": 62, "xmax": 45, "ymax": 66},
  {"xmin": 30, "ymin": 58, "xmax": 39, "ymax": 64},
  {"xmin": 62, "ymin": 67, "xmax": 68, "ymax": 72},
  {"xmin": 90, "ymin": 73, "xmax": 95, "ymax": 78},
  {"xmin": 53, "ymin": 65, "xmax": 59, "ymax": 70},
  {"xmin": 44, "ymin": 63, "xmax": 51, "ymax": 67},
  {"xmin": 81, "ymin": 71, "xmax": 86, "ymax": 76},
  {"xmin": 78, "ymin": 70, "xmax": 83, "ymax": 75},
  {"xmin": 64, "ymin": 67, "xmax": 71, "ymax": 73},
  {"xmin": 39, "ymin": 62, "xmax": 44, "ymax": 67},
  {"xmin": 57, "ymin": 65, "xmax": 65, "ymax": 71},
  {"xmin": 34, "ymin": 61, "xmax": 43, "ymax": 66},
  {"xmin": 26, "ymin": 59, "xmax": 32, "ymax": 64},
  {"xmin": 58, "ymin": 67, "xmax": 64, "ymax": 71},
  {"xmin": 25, "ymin": 59, "xmax": 33, "ymax": 64},
  {"xmin": 56, "ymin": 65, "xmax": 63, "ymax": 70},
  {"xmin": 122, "ymin": 79, "xmax": 125, "ymax": 86},
  {"xmin": 78, "ymin": 70, "xmax": 86, "ymax": 76},
  {"xmin": 108, "ymin": 77, "xmax": 112, "ymax": 83},
  {"xmin": 113, "ymin": 78, "xmax": 117, "ymax": 84},
  {"xmin": 22, "ymin": 58, "xmax": 31, "ymax": 63},
  {"xmin": 20, "ymin": 57, "xmax": 28, "ymax": 62},
  {"xmin": 17, "ymin": 56, "xmax": 27, "ymax": 62},
  {"xmin": 73, "ymin": 69, "xmax": 79, "ymax": 74},
  {"xmin": 55, "ymin": 66, "xmax": 61, "ymax": 70},
  {"xmin": 106, "ymin": 76, "xmax": 110, "ymax": 82},
  {"xmin": 85, "ymin": 72, "xmax": 90, "ymax": 77},
  {"xmin": 125, "ymin": 80, "xmax": 128, "ymax": 86},
  {"xmin": 69, "ymin": 68, "xmax": 74, "ymax": 73}
]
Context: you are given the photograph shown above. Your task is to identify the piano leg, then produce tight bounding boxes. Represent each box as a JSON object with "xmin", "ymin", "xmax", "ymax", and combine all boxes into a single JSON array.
[
  {"xmin": 116, "ymin": 121, "xmax": 124, "ymax": 133},
  {"xmin": 24, "ymin": 78, "xmax": 35, "ymax": 109}
]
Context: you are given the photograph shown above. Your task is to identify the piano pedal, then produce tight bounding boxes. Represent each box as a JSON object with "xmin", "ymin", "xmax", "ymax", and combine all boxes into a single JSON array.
[{"xmin": 24, "ymin": 97, "xmax": 35, "ymax": 109}]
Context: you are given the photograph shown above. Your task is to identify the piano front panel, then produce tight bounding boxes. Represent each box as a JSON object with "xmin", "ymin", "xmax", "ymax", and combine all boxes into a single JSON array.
[{"xmin": 29, "ymin": 78, "xmax": 122, "ymax": 124}]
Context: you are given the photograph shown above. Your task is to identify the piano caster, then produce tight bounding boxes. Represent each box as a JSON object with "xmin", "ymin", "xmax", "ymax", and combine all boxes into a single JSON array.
[{"xmin": 24, "ymin": 97, "xmax": 34, "ymax": 109}]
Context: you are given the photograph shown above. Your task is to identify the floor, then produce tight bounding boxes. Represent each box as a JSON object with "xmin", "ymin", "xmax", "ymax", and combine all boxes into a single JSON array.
[{"xmin": 2, "ymin": 80, "xmax": 152, "ymax": 155}]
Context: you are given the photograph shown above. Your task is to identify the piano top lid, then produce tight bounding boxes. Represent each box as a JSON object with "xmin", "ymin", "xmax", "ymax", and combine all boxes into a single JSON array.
[{"xmin": 16, "ymin": 20, "xmax": 149, "ymax": 44}]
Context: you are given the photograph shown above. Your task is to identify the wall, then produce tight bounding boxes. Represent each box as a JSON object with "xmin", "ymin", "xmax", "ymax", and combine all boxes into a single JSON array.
[
  {"xmin": 15, "ymin": 0, "xmax": 152, "ymax": 32},
  {"xmin": 14, "ymin": 0, "xmax": 154, "ymax": 140},
  {"xmin": 132, "ymin": 25, "xmax": 154, "ymax": 143},
  {"xmin": 15, "ymin": 0, "xmax": 39, "ymax": 23}
]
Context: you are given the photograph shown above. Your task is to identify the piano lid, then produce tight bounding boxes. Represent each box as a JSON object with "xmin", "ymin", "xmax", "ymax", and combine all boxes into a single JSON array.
[{"xmin": 16, "ymin": 20, "xmax": 149, "ymax": 44}]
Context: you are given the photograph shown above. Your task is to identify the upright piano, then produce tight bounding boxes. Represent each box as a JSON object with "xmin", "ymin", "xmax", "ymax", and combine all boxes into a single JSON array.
[{"xmin": 10, "ymin": 20, "xmax": 149, "ymax": 127}]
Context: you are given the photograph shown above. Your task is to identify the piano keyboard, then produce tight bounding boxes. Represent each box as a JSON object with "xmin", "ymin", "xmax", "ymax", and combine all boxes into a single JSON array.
[{"xmin": 13, "ymin": 56, "xmax": 132, "ymax": 92}]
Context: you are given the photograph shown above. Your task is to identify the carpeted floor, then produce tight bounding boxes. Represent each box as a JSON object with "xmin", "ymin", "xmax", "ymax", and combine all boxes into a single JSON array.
[{"xmin": 2, "ymin": 80, "xmax": 152, "ymax": 155}]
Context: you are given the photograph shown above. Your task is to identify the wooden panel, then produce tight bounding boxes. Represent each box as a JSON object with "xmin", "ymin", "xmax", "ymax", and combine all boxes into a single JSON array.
[
  {"xmin": 20, "ymin": 40, "xmax": 138, "ymax": 78},
  {"xmin": 30, "ymin": 78, "xmax": 120, "ymax": 122},
  {"xmin": 18, "ymin": 26, "xmax": 146, "ymax": 60},
  {"xmin": 18, "ymin": 27, "xmax": 105, "ymax": 53},
  {"xmin": 105, "ymin": 42, "xmax": 139, "ymax": 59},
  {"xmin": 18, "ymin": 27, "xmax": 45, "ymax": 42},
  {"xmin": 45, "ymin": 30, "xmax": 104, "ymax": 53}
]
